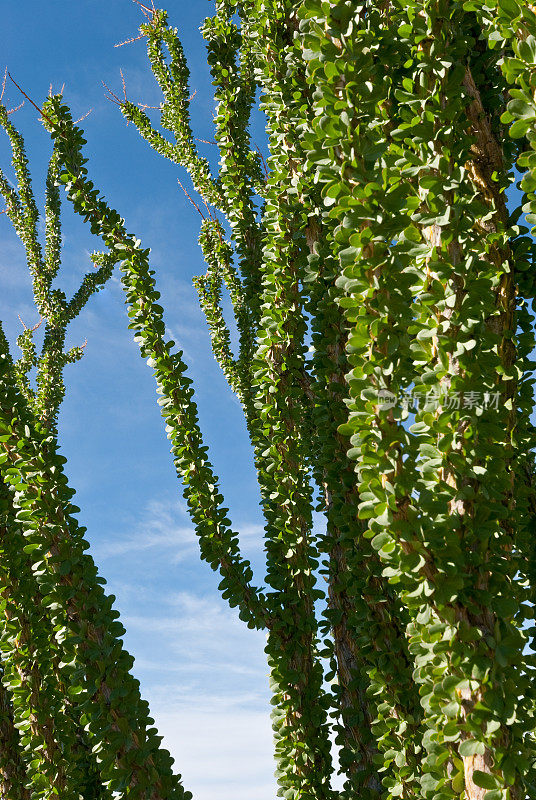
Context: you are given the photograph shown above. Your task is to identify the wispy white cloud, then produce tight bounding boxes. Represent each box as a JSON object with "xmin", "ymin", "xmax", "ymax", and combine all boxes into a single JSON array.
[
  {"xmin": 93, "ymin": 498, "xmax": 265, "ymax": 562},
  {"xmin": 123, "ymin": 590, "xmax": 268, "ymax": 679},
  {"xmin": 94, "ymin": 499, "xmax": 196, "ymax": 561}
]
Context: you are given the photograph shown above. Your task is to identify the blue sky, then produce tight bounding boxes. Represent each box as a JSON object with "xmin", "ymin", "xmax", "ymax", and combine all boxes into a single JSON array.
[{"xmin": 2, "ymin": 2, "xmax": 277, "ymax": 798}]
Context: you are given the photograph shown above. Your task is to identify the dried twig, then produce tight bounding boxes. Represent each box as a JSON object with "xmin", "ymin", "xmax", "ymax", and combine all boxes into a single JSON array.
[
  {"xmin": 0, "ymin": 68, "xmax": 7, "ymax": 104},
  {"xmin": 74, "ymin": 108, "xmax": 93, "ymax": 125},
  {"xmin": 103, "ymin": 70, "xmax": 129, "ymax": 115},
  {"xmin": 177, "ymin": 178, "xmax": 205, "ymax": 219},
  {"xmin": 48, "ymin": 83, "xmax": 65, "ymax": 97},
  {"xmin": 120, "ymin": 69, "xmax": 127, "ymax": 103},
  {"xmin": 8, "ymin": 73, "xmax": 53, "ymax": 124},
  {"xmin": 102, "ymin": 80, "xmax": 122, "ymax": 107},
  {"xmin": 115, "ymin": 32, "xmax": 146, "ymax": 48},
  {"xmin": 132, "ymin": 0, "xmax": 157, "ymax": 20},
  {"xmin": 18, "ymin": 315, "xmax": 42, "ymax": 333},
  {"xmin": 202, "ymin": 197, "xmax": 216, "ymax": 222},
  {"xmin": 6, "ymin": 101, "xmax": 24, "ymax": 116}
]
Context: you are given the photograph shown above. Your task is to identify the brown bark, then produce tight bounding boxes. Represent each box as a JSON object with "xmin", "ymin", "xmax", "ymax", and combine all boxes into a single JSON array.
[
  {"xmin": 304, "ymin": 219, "xmax": 383, "ymax": 792},
  {"xmin": 328, "ymin": 543, "xmax": 382, "ymax": 794}
]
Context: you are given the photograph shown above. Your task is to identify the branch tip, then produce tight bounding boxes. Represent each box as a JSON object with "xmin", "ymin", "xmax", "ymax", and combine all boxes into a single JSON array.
[
  {"xmin": 102, "ymin": 80, "xmax": 122, "ymax": 107},
  {"xmin": 114, "ymin": 32, "xmax": 146, "ymax": 48},
  {"xmin": 8, "ymin": 73, "xmax": 53, "ymax": 124},
  {"xmin": 17, "ymin": 315, "xmax": 42, "ymax": 333},
  {"xmin": 137, "ymin": 101, "xmax": 162, "ymax": 110},
  {"xmin": 202, "ymin": 197, "xmax": 216, "ymax": 222},
  {"xmin": 132, "ymin": 0, "xmax": 157, "ymax": 20},
  {"xmin": 6, "ymin": 100, "xmax": 24, "ymax": 116},
  {"xmin": 74, "ymin": 108, "xmax": 93, "ymax": 125},
  {"xmin": 120, "ymin": 69, "xmax": 128, "ymax": 102}
]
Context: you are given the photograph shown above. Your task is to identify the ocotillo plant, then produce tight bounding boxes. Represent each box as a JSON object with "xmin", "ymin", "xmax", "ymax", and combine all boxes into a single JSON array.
[
  {"xmin": 0, "ymin": 104, "xmax": 192, "ymax": 798},
  {"xmin": 1, "ymin": 0, "xmax": 536, "ymax": 797},
  {"xmin": 0, "ymin": 98, "xmax": 113, "ymax": 798}
]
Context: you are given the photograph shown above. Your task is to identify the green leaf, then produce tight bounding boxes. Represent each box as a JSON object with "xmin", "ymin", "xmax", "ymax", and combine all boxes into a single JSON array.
[
  {"xmin": 518, "ymin": 35, "xmax": 536, "ymax": 64},
  {"xmin": 508, "ymin": 97, "xmax": 535, "ymax": 119},
  {"xmin": 510, "ymin": 118, "xmax": 529, "ymax": 138},
  {"xmin": 472, "ymin": 771, "xmax": 499, "ymax": 790},
  {"xmin": 503, "ymin": 57, "xmax": 526, "ymax": 79},
  {"xmin": 372, "ymin": 532, "xmax": 392, "ymax": 551},
  {"xmin": 498, "ymin": 0, "xmax": 520, "ymax": 18},
  {"xmin": 458, "ymin": 739, "xmax": 485, "ymax": 757},
  {"xmin": 452, "ymin": 770, "xmax": 464, "ymax": 793}
]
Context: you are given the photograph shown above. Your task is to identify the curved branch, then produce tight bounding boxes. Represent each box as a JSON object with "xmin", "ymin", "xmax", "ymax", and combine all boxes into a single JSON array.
[{"xmin": 43, "ymin": 97, "xmax": 272, "ymax": 631}]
